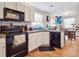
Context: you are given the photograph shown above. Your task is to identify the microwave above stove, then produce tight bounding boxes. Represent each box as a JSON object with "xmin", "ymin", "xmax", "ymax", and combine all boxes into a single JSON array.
[{"xmin": 3, "ymin": 8, "xmax": 25, "ymax": 21}]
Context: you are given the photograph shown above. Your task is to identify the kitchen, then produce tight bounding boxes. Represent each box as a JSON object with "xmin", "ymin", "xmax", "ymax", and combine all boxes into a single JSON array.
[{"xmin": 0, "ymin": 2, "xmax": 79, "ymax": 57}]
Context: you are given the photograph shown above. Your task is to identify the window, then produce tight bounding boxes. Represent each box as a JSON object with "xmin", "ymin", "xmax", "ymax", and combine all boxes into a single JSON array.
[
  {"xmin": 64, "ymin": 18, "xmax": 75, "ymax": 28},
  {"xmin": 34, "ymin": 12, "xmax": 43, "ymax": 23}
]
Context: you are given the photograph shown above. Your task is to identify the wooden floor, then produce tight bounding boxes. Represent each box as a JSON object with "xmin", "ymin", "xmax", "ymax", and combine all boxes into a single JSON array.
[{"xmin": 27, "ymin": 37, "xmax": 79, "ymax": 57}]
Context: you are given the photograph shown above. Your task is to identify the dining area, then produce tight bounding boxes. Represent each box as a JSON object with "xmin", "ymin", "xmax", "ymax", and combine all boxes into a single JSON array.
[{"xmin": 64, "ymin": 25, "xmax": 79, "ymax": 41}]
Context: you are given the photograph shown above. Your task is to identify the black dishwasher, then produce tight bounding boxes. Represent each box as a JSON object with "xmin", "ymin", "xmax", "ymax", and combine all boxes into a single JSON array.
[{"xmin": 50, "ymin": 32, "xmax": 61, "ymax": 48}]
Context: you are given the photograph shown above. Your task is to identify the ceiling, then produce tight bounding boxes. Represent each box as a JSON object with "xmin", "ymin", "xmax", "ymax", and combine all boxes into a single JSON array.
[{"xmin": 23, "ymin": 2, "xmax": 79, "ymax": 17}]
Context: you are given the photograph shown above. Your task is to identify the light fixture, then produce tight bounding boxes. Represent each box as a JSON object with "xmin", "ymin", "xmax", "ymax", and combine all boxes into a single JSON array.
[{"xmin": 50, "ymin": 5, "xmax": 54, "ymax": 7}]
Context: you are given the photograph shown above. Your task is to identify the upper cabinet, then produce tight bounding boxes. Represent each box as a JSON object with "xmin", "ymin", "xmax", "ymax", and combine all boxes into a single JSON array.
[
  {"xmin": 25, "ymin": 7, "xmax": 30, "ymax": 21},
  {"xmin": 16, "ymin": 3, "xmax": 25, "ymax": 12},
  {"xmin": 25, "ymin": 6, "xmax": 34, "ymax": 22},
  {"xmin": 4, "ymin": 2, "xmax": 17, "ymax": 10},
  {"xmin": 0, "ymin": 2, "xmax": 35, "ymax": 21},
  {"xmin": 0, "ymin": 2, "xmax": 4, "ymax": 19},
  {"xmin": 30, "ymin": 7, "xmax": 34, "ymax": 22}
]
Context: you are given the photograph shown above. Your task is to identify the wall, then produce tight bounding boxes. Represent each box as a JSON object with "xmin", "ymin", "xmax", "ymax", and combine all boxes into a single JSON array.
[{"xmin": 33, "ymin": 7, "xmax": 48, "ymax": 27}]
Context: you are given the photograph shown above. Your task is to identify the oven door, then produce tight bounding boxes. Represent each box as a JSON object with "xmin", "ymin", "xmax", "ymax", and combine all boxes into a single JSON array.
[
  {"xmin": 6, "ymin": 34, "xmax": 28, "ymax": 57},
  {"xmin": 13, "ymin": 34, "xmax": 26, "ymax": 47}
]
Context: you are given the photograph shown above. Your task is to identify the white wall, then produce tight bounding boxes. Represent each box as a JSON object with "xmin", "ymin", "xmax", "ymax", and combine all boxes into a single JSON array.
[{"xmin": 75, "ymin": 15, "xmax": 79, "ymax": 36}]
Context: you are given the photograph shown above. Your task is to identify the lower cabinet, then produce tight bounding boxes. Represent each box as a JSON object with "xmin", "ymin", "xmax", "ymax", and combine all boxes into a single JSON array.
[
  {"xmin": 28, "ymin": 32, "xmax": 50, "ymax": 52},
  {"xmin": 36, "ymin": 32, "xmax": 43, "ymax": 47},
  {"xmin": 28, "ymin": 33, "xmax": 37, "ymax": 52},
  {"xmin": 28, "ymin": 32, "xmax": 44, "ymax": 52},
  {"xmin": 43, "ymin": 32, "xmax": 50, "ymax": 46},
  {"xmin": 0, "ymin": 44, "xmax": 6, "ymax": 57},
  {"xmin": 0, "ymin": 38, "xmax": 6, "ymax": 57},
  {"xmin": 61, "ymin": 32, "xmax": 65, "ymax": 48}
]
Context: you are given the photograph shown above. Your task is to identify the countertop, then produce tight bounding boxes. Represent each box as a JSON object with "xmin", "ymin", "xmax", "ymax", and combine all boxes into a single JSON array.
[{"xmin": 0, "ymin": 30, "xmax": 64, "ymax": 36}]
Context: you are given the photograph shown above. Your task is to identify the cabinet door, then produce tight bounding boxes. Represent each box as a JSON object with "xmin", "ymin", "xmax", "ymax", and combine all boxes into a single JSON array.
[
  {"xmin": 30, "ymin": 7, "xmax": 34, "ymax": 22},
  {"xmin": 25, "ymin": 7, "xmax": 30, "ymax": 21},
  {"xmin": 0, "ymin": 2, "xmax": 4, "ymax": 19},
  {"xmin": 25, "ymin": 7, "xmax": 31, "ymax": 21},
  {"xmin": 0, "ymin": 44, "xmax": 6, "ymax": 57},
  {"xmin": 37, "ymin": 32, "xmax": 43, "ymax": 47},
  {"xmin": 43, "ymin": 32, "xmax": 50, "ymax": 46},
  {"xmin": 61, "ymin": 32, "xmax": 65, "ymax": 48},
  {"xmin": 28, "ymin": 33, "xmax": 37, "ymax": 52},
  {"xmin": 16, "ymin": 3, "xmax": 25, "ymax": 12},
  {"xmin": 4, "ymin": 2, "xmax": 17, "ymax": 10}
]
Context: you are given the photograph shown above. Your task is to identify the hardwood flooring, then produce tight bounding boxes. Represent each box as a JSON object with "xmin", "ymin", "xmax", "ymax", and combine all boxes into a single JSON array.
[{"xmin": 27, "ymin": 37, "xmax": 79, "ymax": 57}]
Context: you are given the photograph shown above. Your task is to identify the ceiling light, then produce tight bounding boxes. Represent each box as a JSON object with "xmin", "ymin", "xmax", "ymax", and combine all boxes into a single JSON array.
[{"xmin": 50, "ymin": 5, "xmax": 54, "ymax": 7}]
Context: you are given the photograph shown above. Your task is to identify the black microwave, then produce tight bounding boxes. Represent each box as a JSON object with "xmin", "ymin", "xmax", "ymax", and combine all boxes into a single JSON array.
[{"xmin": 4, "ymin": 8, "xmax": 25, "ymax": 21}]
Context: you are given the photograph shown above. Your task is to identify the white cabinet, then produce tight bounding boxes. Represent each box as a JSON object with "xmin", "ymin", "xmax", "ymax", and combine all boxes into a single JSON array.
[
  {"xmin": 37, "ymin": 32, "xmax": 43, "ymax": 47},
  {"xmin": 4, "ymin": 2, "xmax": 17, "ymax": 10},
  {"xmin": 28, "ymin": 33, "xmax": 37, "ymax": 52},
  {"xmin": 25, "ymin": 7, "xmax": 30, "ymax": 21},
  {"xmin": 0, "ymin": 2, "xmax": 4, "ymax": 19},
  {"xmin": 28, "ymin": 32, "xmax": 44, "ymax": 52},
  {"xmin": 0, "ymin": 45, "xmax": 5, "ymax": 57},
  {"xmin": 4, "ymin": 2, "xmax": 25, "ymax": 12},
  {"xmin": 25, "ymin": 6, "xmax": 34, "ymax": 22},
  {"xmin": 0, "ymin": 38, "xmax": 6, "ymax": 57},
  {"xmin": 16, "ymin": 3, "xmax": 25, "ymax": 12},
  {"xmin": 30, "ymin": 7, "xmax": 34, "ymax": 22},
  {"xmin": 25, "ymin": 7, "xmax": 31, "ymax": 21},
  {"xmin": 28, "ymin": 32, "xmax": 49, "ymax": 52},
  {"xmin": 61, "ymin": 32, "xmax": 65, "ymax": 48},
  {"xmin": 43, "ymin": 32, "xmax": 50, "ymax": 46}
]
